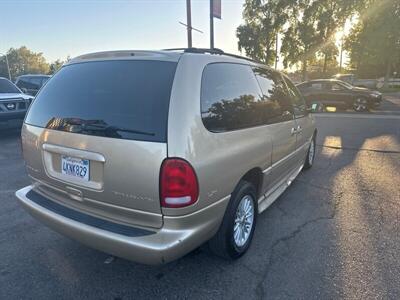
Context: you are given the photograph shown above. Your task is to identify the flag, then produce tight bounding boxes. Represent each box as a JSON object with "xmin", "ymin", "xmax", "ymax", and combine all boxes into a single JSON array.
[{"xmin": 213, "ymin": 0, "xmax": 221, "ymax": 19}]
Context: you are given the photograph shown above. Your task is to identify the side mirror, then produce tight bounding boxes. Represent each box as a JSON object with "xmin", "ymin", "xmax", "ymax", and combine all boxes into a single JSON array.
[{"xmin": 21, "ymin": 88, "xmax": 28, "ymax": 94}]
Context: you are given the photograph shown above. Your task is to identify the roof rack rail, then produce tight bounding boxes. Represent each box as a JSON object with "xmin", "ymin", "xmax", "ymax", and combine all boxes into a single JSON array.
[
  {"xmin": 162, "ymin": 47, "xmax": 224, "ymax": 55},
  {"xmin": 162, "ymin": 47, "xmax": 258, "ymax": 63}
]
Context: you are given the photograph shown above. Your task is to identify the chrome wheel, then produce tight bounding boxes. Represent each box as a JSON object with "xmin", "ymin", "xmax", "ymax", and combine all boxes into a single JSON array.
[
  {"xmin": 308, "ymin": 139, "xmax": 315, "ymax": 165},
  {"xmin": 353, "ymin": 98, "xmax": 367, "ymax": 112},
  {"xmin": 233, "ymin": 195, "xmax": 255, "ymax": 248}
]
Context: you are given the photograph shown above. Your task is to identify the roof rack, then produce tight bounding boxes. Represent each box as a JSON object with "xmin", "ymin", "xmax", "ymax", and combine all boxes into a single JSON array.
[{"xmin": 162, "ymin": 47, "xmax": 258, "ymax": 64}]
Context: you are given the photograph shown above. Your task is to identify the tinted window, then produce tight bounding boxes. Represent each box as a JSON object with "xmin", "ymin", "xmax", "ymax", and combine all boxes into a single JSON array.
[
  {"xmin": 16, "ymin": 77, "xmax": 41, "ymax": 90},
  {"xmin": 253, "ymin": 68, "xmax": 294, "ymax": 124},
  {"xmin": 0, "ymin": 78, "xmax": 20, "ymax": 93},
  {"xmin": 25, "ymin": 60, "xmax": 177, "ymax": 142},
  {"xmin": 310, "ymin": 82, "xmax": 323, "ymax": 90},
  {"xmin": 330, "ymin": 82, "xmax": 345, "ymax": 91},
  {"xmin": 201, "ymin": 63, "xmax": 263, "ymax": 132},
  {"xmin": 283, "ymin": 76, "xmax": 307, "ymax": 117}
]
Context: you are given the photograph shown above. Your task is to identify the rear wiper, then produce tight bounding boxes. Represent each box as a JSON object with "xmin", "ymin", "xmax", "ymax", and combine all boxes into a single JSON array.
[{"xmin": 78, "ymin": 123, "xmax": 155, "ymax": 137}]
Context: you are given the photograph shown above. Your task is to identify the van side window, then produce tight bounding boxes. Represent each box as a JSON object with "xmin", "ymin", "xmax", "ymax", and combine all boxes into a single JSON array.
[
  {"xmin": 201, "ymin": 63, "xmax": 264, "ymax": 132},
  {"xmin": 282, "ymin": 76, "xmax": 307, "ymax": 117},
  {"xmin": 253, "ymin": 67, "xmax": 294, "ymax": 124}
]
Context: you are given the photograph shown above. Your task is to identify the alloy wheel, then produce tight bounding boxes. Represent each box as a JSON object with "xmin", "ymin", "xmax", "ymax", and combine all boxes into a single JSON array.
[
  {"xmin": 353, "ymin": 98, "xmax": 367, "ymax": 112},
  {"xmin": 233, "ymin": 195, "xmax": 255, "ymax": 248}
]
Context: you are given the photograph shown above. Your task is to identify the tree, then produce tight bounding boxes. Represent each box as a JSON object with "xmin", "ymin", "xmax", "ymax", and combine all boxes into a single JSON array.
[
  {"xmin": 237, "ymin": 0, "xmax": 290, "ymax": 66},
  {"xmin": 280, "ymin": 0, "xmax": 323, "ymax": 81},
  {"xmin": 312, "ymin": 0, "xmax": 362, "ymax": 74},
  {"xmin": 49, "ymin": 58, "xmax": 69, "ymax": 74},
  {"xmin": 0, "ymin": 46, "xmax": 50, "ymax": 80},
  {"xmin": 236, "ymin": 0, "xmax": 365, "ymax": 79},
  {"xmin": 345, "ymin": 0, "xmax": 400, "ymax": 84}
]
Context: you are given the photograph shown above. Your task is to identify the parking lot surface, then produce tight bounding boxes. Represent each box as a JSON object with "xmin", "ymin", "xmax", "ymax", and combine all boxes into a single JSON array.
[{"xmin": 1, "ymin": 111, "xmax": 399, "ymax": 299}]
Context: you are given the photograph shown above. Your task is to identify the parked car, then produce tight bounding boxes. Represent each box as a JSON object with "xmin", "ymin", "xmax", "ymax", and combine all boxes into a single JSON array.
[
  {"xmin": 0, "ymin": 77, "xmax": 34, "ymax": 123},
  {"xmin": 15, "ymin": 74, "xmax": 51, "ymax": 96},
  {"xmin": 296, "ymin": 79, "xmax": 382, "ymax": 112},
  {"xmin": 332, "ymin": 74, "xmax": 377, "ymax": 89},
  {"xmin": 16, "ymin": 49, "xmax": 316, "ymax": 265}
]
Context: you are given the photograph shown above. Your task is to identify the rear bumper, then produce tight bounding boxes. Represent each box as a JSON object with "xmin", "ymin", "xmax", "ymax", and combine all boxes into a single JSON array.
[{"xmin": 16, "ymin": 185, "xmax": 229, "ymax": 265}]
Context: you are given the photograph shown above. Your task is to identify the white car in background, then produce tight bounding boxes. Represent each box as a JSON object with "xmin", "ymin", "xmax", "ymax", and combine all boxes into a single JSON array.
[{"xmin": 0, "ymin": 77, "xmax": 34, "ymax": 125}]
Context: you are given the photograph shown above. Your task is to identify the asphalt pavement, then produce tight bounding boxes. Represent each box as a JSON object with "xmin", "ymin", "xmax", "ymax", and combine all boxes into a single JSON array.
[{"xmin": 0, "ymin": 110, "xmax": 399, "ymax": 299}]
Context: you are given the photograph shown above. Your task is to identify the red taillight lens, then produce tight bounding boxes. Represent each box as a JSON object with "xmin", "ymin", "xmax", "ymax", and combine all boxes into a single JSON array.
[{"xmin": 160, "ymin": 158, "xmax": 199, "ymax": 208}]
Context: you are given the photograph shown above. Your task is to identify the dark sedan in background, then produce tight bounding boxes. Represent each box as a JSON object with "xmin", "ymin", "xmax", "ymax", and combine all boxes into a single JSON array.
[
  {"xmin": 296, "ymin": 79, "xmax": 382, "ymax": 112},
  {"xmin": 15, "ymin": 74, "xmax": 51, "ymax": 96}
]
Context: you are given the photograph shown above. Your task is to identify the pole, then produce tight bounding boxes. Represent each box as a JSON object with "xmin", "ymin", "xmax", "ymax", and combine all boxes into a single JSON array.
[
  {"xmin": 339, "ymin": 37, "xmax": 344, "ymax": 73},
  {"xmin": 210, "ymin": 0, "xmax": 214, "ymax": 49},
  {"xmin": 186, "ymin": 0, "xmax": 192, "ymax": 48},
  {"xmin": 0, "ymin": 53, "xmax": 11, "ymax": 80},
  {"xmin": 5, "ymin": 54, "xmax": 11, "ymax": 80}
]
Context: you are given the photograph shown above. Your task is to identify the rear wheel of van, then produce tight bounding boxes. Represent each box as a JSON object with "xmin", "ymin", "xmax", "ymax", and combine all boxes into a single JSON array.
[{"xmin": 209, "ymin": 181, "xmax": 257, "ymax": 260}]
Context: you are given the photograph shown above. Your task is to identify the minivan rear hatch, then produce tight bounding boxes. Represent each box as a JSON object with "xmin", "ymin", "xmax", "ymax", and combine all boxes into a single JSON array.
[{"xmin": 23, "ymin": 57, "xmax": 178, "ymax": 228}]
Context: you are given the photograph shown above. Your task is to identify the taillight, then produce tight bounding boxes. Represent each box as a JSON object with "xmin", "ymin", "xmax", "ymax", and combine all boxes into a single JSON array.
[{"xmin": 160, "ymin": 158, "xmax": 199, "ymax": 208}]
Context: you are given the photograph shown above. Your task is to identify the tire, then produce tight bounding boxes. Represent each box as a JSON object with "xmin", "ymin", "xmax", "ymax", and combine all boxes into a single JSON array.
[
  {"xmin": 209, "ymin": 181, "xmax": 257, "ymax": 260},
  {"xmin": 303, "ymin": 134, "xmax": 316, "ymax": 170},
  {"xmin": 353, "ymin": 97, "xmax": 368, "ymax": 112}
]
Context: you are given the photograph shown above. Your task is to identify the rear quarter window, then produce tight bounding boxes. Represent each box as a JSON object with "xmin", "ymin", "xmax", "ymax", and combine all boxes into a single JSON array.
[
  {"xmin": 25, "ymin": 60, "xmax": 177, "ymax": 142},
  {"xmin": 200, "ymin": 63, "xmax": 263, "ymax": 132}
]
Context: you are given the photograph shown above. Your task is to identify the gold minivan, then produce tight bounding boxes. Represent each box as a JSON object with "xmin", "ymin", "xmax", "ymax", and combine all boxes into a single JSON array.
[{"xmin": 16, "ymin": 49, "xmax": 316, "ymax": 265}]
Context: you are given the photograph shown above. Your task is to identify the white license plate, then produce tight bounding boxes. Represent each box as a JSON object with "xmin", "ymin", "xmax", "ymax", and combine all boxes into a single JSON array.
[{"xmin": 61, "ymin": 156, "xmax": 90, "ymax": 181}]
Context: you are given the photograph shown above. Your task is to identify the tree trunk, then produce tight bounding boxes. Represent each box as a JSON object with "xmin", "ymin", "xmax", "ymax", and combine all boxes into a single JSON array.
[
  {"xmin": 302, "ymin": 59, "xmax": 308, "ymax": 81},
  {"xmin": 323, "ymin": 53, "xmax": 328, "ymax": 76},
  {"xmin": 266, "ymin": 47, "xmax": 271, "ymax": 67}
]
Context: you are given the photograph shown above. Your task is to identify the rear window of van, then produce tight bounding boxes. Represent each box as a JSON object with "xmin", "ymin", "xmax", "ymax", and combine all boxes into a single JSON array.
[{"xmin": 25, "ymin": 60, "xmax": 177, "ymax": 142}]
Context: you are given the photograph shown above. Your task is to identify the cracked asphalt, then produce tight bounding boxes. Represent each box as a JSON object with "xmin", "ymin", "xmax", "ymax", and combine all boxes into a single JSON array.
[{"xmin": 1, "ymin": 112, "xmax": 399, "ymax": 299}]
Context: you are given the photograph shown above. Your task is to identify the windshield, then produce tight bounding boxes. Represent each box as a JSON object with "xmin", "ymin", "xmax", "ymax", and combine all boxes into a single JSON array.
[
  {"xmin": 0, "ymin": 78, "xmax": 20, "ymax": 93},
  {"xmin": 25, "ymin": 60, "xmax": 177, "ymax": 142}
]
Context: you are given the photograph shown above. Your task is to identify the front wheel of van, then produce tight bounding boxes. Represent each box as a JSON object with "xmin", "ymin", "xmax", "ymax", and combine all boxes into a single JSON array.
[
  {"xmin": 209, "ymin": 181, "xmax": 257, "ymax": 260},
  {"xmin": 303, "ymin": 136, "xmax": 316, "ymax": 170}
]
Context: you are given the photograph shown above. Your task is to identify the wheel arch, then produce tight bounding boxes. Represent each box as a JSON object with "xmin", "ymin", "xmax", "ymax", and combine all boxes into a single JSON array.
[{"xmin": 237, "ymin": 167, "xmax": 263, "ymax": 200}]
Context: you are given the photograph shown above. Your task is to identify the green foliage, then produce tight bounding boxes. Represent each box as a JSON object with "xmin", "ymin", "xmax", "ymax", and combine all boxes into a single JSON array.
[
  {"xmin": 49, "ymin": 58, "xmax": 68, "ymax": 74},
  {"xmin": 0, "ymin": 46, "xmax": 50, "ymax": 80},
  {"xmin": 237, "ymin": 0, "xmax": 290, "ymax": 65},
  {"xmin": 280, "ymin": 0, "xmax": 322, "ymax": 78},
  {"xmin": 236, "ymin": 0, "xmax": 398, "ymax": 79},
  {"xmin": 345, "ymin": 0, "xmax": 400, "ymax": 81}
]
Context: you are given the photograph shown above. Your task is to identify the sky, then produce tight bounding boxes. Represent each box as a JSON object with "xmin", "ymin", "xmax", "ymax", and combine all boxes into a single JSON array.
[{"xmin": 1, "ymin": 0, "xmax": 246, "ymax": 62}]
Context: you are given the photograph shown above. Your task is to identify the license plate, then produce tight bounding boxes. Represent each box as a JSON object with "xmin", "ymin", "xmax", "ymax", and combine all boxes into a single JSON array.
[{"xmin": 61, "ymin": 156, "xmax": 90, "ymax": 181}]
